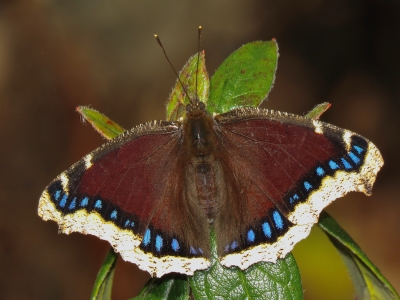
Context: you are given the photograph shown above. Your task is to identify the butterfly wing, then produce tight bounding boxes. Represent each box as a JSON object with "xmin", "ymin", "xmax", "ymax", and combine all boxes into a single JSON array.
[
  {"xmin": 38, "ymin": 120, "xmax": 210, "ymax": 277},
  {"xmin": 213, "ymin": 108, "xmax": 383, "ymax": 269}
]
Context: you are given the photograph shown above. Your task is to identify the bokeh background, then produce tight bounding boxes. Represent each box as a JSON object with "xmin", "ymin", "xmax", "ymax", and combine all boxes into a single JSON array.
[{"xmin": 1, "ymin": 0, "xmax": 399, "ymax": 299}]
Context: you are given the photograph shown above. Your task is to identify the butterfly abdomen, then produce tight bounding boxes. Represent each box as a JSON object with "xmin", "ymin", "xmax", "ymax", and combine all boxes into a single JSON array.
[{"xmin": 194, "ymin": 162, "xmax": 218, "ymax": 223}]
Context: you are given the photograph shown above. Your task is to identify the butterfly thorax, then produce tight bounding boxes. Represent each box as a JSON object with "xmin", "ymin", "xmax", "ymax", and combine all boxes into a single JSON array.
[{"xmin": 183, "ymin": 103, "xmax": 222, "ymax": 224}]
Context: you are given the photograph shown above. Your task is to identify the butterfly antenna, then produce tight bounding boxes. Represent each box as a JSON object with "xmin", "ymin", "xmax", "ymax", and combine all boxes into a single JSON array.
[
  {"xmin": 195, "ymin": 26, "xmax": 202, "ymax": 105},
  {"xmin": 154, "ymin": 34, "xmax": 192, "ymax": 106}
]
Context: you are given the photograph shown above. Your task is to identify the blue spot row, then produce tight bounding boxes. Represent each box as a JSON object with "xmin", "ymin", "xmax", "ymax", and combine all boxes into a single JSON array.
[
  {"xmin": 139, "ymin": 229, "xmax": 203, "ymax": 255},
  {"xmin": 51, "ymin": 189, "xmax": 137, "ymax": 231},
  {"xmin": 288, "ymin": 144, "xmax": 365, "ymax": 209},
  {"xmin": 236, "ymin": 210, "xmax": 286, "ymax": 248}
]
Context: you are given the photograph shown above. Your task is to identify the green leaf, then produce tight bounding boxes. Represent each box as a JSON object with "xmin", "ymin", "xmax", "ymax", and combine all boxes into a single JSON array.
[
  {"xmin": 189, "ymin": 229, "xmax": 303, "ymax": 300},
  {"xmin": 166, "ymin": 51, "xmax": 209, "ymax": 121},
  {"xmin": 304, "ymin": 102, "xmax": 331, "ymax": 120},
  {"xmin": 318, "ymin": 212, "xmax": 400, "ymax": 300},
  {"xmin": 132, "ymin": 275, "xmax": 190, "ymax": 300},
  {"xmin": 91, "ymin": 248, "xmax": 118, "ymax": 300},
  {"xmin": 77, "ymin": 106, "xmax": 125, "ymax": 140},
  {"xmin": 208, "ymin": 40, "xmax": 278, "ymax": 114}
]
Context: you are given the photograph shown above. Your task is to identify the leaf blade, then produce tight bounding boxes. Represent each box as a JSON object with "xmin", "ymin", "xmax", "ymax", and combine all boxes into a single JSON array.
[
  {"xmin": 91, "ymin": 248, "xmax": 118, "ymax": 300},
  {"xmin": 166, "ymin": 51, "xmax": 209, "ymax": 121},
  {"xmin": 77, "ymin": 106, "xmax": 125, "ymax": 140},
  {"xmin": 132, "ymin": 275, "xmax": 190, "ymax": 300},
  {"xmin": 189, "ymin": 229, "xmax": 303, "ymax": 300},
  {"xmin": 318, "ymin": 211, "xmax": 400, "ymax": 300},
  {"xmin": 208, "ymin": 40, "xmax": 278, "ymax": 114}
]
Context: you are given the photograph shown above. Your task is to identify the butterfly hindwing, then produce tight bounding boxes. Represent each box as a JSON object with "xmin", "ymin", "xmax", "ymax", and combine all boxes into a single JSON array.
[
  {"xmin": 213, "ymin": 108, "xmax": 383, "ymax": 269},
  {"xmin": 38, "ymin": 120, "xmax": 211, "ymax": 277}
]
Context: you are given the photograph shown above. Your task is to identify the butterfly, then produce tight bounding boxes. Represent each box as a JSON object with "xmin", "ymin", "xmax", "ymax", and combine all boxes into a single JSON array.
[{"xmin": 38, "ymin": 36, "xmax": 383, "ymax": 278}]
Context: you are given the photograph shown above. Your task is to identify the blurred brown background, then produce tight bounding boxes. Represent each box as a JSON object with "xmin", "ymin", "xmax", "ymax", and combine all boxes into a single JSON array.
[{"xmin": 0, "ymin": 0, "xmax": 399, "ymax": 299}]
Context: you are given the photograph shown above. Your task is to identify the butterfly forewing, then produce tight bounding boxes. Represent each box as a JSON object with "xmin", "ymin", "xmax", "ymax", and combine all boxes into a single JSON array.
[
  {"xmin": 38, "ymin": 120, "xmax": 211, "ymax": 277},
  {"xmin": 214, "ymin": 107, "xmax": 383, "ymax": 269}
]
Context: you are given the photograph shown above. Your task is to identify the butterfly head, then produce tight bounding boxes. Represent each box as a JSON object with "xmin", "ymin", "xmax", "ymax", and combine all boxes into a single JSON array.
[{"xmin": 186, "ymin": 99, "xmax": 206, "ymax": 114}]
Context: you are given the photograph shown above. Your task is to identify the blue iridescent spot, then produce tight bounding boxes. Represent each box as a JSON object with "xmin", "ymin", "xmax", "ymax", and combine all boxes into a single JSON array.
[
  {"xmin": 329, "ymin": 160, "xmax": 339, "ymax": 170},
  {"xmin": 54, "ymin": 190, "xmax": 61, "ymax": 201},
  {"xmin": 124, "ymin": 220, "xmax": 130, "ymax": 227},
  {"xmin": 142, "ymin": 229, "xmax": 151, "ymax": 246},
  {"xmin": 59, "ymin": 194, "xmax": 68, "ymax": 208},
  {"xmin": 130, "ymin": 221, "xmax": 135, "ymax": 227},
  {"xmin": 171, "ymin": 239, "xmax": 180, "ymax": 252},
  {"xmin": 94, "ymin": 200, "xmax": 102, "ymax": 209},
  {"xmin": 316, "ymin": 167, "xmax": 325, "ymax": 176},
  {"xmin": 190, "ymin": 246, "xmax": 198, "ymax": 255},
  {"xmin": 155, "ymin": 235, "xmax": 163, "ymax": 252},
  {"xmin": 247, "ymin": 229, "xmax": 255, "ymax": 243},
  {"xmin": 68, "ymin": 197, "xmax": 77, "ymax": 210},
  {"xmin": 290, "ymin": 193, "xmax": 300, "ymax": 205},
  {"xmin": 341, "ymin": 158, "xmax": 352, "ymax": 170},
  {"xmin": 198, "ymin": 248, "xmax": 203, "ymax": 254},
  {"xmin": 225, "ymin": 245, "xmax": 230, "ymax": 252},
  {"xmin": 231, "ymin": 241, "xmax": 239, "ymax": 250},
  {"xmin": 262, "ymin": 222, "xmax": 272, "ymax": 238},
  {"xmin": 304, "ymin": 181, "xmax": 312, "ymax": 191},
  {"xmin": 349, "ymin": 151, "xmax": 361, "ymax": 165},
  {"xmin": 353, "ymin": 145, "xmax": 364, "ymax": 154},
  {"xmin": 110, "ymin": 210, "xmax": 117, "ymax": 220},
  {"xmin": 80, "ymin": 197, "xmax": 89, "ymax": 207},
  {"xmin": 273, "ymin": 210, "xmax": 284, "ymax": 230}
]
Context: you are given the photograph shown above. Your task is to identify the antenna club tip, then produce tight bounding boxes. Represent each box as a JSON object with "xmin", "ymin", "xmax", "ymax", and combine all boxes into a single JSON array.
[
  {"xmin": 154, "ymin": 34, "xmax": 158, "ymax": 38},
  {"xmin": 198, "ymin": 25, "xmax": 202, "ymax": 29}
]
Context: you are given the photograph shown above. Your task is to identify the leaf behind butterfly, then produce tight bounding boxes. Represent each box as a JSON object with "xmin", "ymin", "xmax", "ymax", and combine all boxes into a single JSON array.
[
  {"xmin": 166, "ymin": 51, "xmax": 209, "ymax": 121},
  {"xmin": 208, "ymin": 40, "xmax": 278, "ymax": 114},
  {"xmin": 319, "ymin": 211, "xmax": 400, "ymax": 300}
]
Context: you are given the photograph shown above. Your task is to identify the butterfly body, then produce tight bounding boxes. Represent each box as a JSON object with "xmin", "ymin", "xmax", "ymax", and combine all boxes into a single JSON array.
[{"xmin": 183, "ymin": 103, "xmax": 220, "ymax": 223}]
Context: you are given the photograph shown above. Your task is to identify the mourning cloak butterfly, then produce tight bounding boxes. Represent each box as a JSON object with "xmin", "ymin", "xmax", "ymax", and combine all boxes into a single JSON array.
[{"xmin": 38, "ymin": 39, "xmax": 383, "ymax": 278}]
